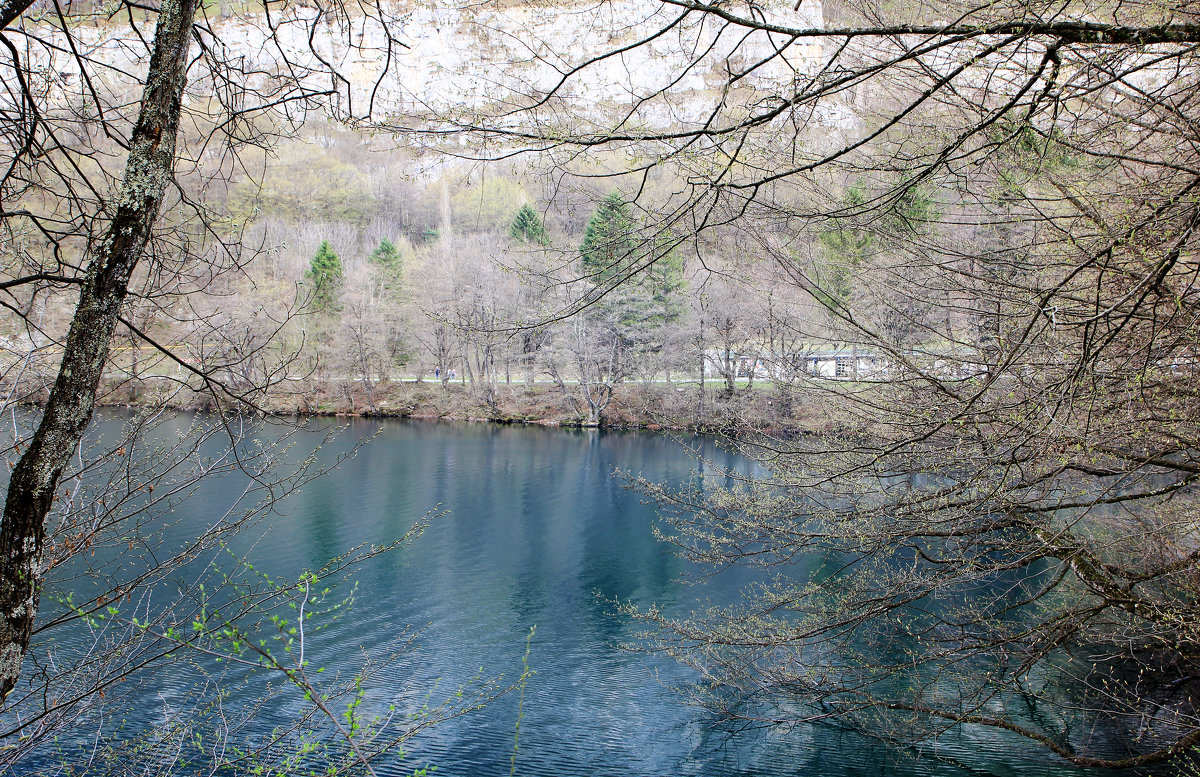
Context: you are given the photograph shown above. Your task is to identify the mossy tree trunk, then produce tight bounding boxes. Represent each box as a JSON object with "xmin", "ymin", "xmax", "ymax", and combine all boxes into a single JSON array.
[{"xmin": 0, "ymin": 0, "xmax": 199, "ymax": 700}]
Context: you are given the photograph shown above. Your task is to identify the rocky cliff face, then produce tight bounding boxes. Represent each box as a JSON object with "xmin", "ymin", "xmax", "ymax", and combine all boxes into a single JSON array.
[
  {"xmin": 32, "ymin": 0, "xmax": 838, "ymax": 132},
  {"xmin": 358, "ymin": 0, "xmax": 828, "ymax": 113}
]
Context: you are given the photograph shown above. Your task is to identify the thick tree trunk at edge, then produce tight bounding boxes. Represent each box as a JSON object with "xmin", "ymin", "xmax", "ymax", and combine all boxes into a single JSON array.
[{"xmin": 0, "ymin": 0, "xmax": 199, "ymax": 700}]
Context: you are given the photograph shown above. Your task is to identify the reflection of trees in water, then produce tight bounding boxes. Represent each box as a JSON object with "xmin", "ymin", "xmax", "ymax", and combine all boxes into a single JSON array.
[{"xmin": 640, "ymin": 453, "xmax": 1200, "ymax": 770}]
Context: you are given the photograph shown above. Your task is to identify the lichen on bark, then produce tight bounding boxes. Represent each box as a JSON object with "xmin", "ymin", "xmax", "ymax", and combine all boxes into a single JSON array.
[{"xmin": 0, "ymin": 0, "xmax": 201, "ymax": 701}]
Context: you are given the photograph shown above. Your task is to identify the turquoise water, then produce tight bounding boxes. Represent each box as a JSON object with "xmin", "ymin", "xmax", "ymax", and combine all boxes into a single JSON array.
[{"xmin": 12, "ymin": 414, "xmax": 1096, "ymax": 775}]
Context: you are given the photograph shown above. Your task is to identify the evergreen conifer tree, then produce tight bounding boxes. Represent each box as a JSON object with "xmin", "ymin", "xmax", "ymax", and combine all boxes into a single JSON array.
[
  {"xmin": 647, "ymin": 240, "xmax": 686, "ymax": 326},
  {"xmin": 579, "ymin": 193, "xmax": 636, "ymax": 283},
  {"xmin": 509, "ymin": 203, "xmax": 549, "ymax": 245},
  {"xmin": 306, "ymin": 240, "xmax": 344, "ymax": 310},
  {"xmin": 369, "ymin": 237, "xmax": 402, "ymax": 270}
]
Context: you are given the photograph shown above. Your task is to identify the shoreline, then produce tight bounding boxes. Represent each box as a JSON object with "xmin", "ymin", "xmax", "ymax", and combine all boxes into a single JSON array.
[{"xmin": 65, "ymin": 376, "xmax": 850, "ymax": 436}]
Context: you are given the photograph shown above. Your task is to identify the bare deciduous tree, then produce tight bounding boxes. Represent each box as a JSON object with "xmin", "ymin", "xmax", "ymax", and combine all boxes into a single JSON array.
[
  {"xmin": 0, "ymin": 0, "xmax": 435, "ymax": 768},
  {"xmin": 415, "ymin": 0, "xmax": 1200, "ymax": 767}
]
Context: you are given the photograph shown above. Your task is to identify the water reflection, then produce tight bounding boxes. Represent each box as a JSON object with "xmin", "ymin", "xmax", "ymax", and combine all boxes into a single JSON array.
[{"xmin": 15, "ymin": 414, "xmax": 1092, "ymax": 776}]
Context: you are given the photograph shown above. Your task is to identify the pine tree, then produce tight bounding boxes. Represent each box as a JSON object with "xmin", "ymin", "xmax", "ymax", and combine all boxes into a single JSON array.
[
  {"xmin": 509, "ymin": 203, "xmax": 549, "ymax": 245},
  {"xmin": 369, "ymin": 238, "xmax": 402, "ymax": 270},
  {"xmin": 647, "ymin": 239, "xmax": 686, "ymax": 326},
  {"xmin": 306, "ymin": 240, "xmax": 343, "ymax": 310},
  {"xmin": 579, "ymin": 192, "xmax": 637, "ymax": 283}
]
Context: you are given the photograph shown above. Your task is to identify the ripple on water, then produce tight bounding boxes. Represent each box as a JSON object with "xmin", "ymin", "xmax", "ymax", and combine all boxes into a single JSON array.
[{"xmin": 25, "ymin": 416, "xmax": 1092, "ymax": 777}]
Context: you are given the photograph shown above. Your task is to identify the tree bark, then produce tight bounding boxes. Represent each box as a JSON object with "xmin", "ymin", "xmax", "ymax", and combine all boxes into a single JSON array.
[
  {"xmin": 0, "ymin": 0, "xmax": 199, "ymax": 701},
  {"xmin": 664, "ymin": 6, "xmax": 1200, "ymax": 46},
  {"xmin": 0, "ymin": 0, "xmax": 36, "ymax": 30}
]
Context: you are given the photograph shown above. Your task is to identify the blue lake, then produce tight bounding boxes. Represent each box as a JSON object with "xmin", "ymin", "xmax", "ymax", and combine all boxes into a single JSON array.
[{"xmin": 12, "ymin": 414, "xmax": 1091, "ymax": 776}]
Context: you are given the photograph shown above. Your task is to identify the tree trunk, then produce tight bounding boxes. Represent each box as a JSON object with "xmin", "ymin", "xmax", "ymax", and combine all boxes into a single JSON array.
[
  {"xmin": 696, "ymin": 319, "xmax": 705, "ymax": 422},
  {"xmin": 0, "ymin": 0, "xmax": 37, "ymax": 30},
  {"xmin": 0, "ymin": 0, "xmax": 198, "ymax": 701}
]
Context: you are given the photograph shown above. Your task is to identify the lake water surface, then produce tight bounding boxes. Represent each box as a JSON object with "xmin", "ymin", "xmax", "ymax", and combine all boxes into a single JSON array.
[{"xmin": 26, "ymin": 414, "xmax": 1089, "ymax": 776}]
